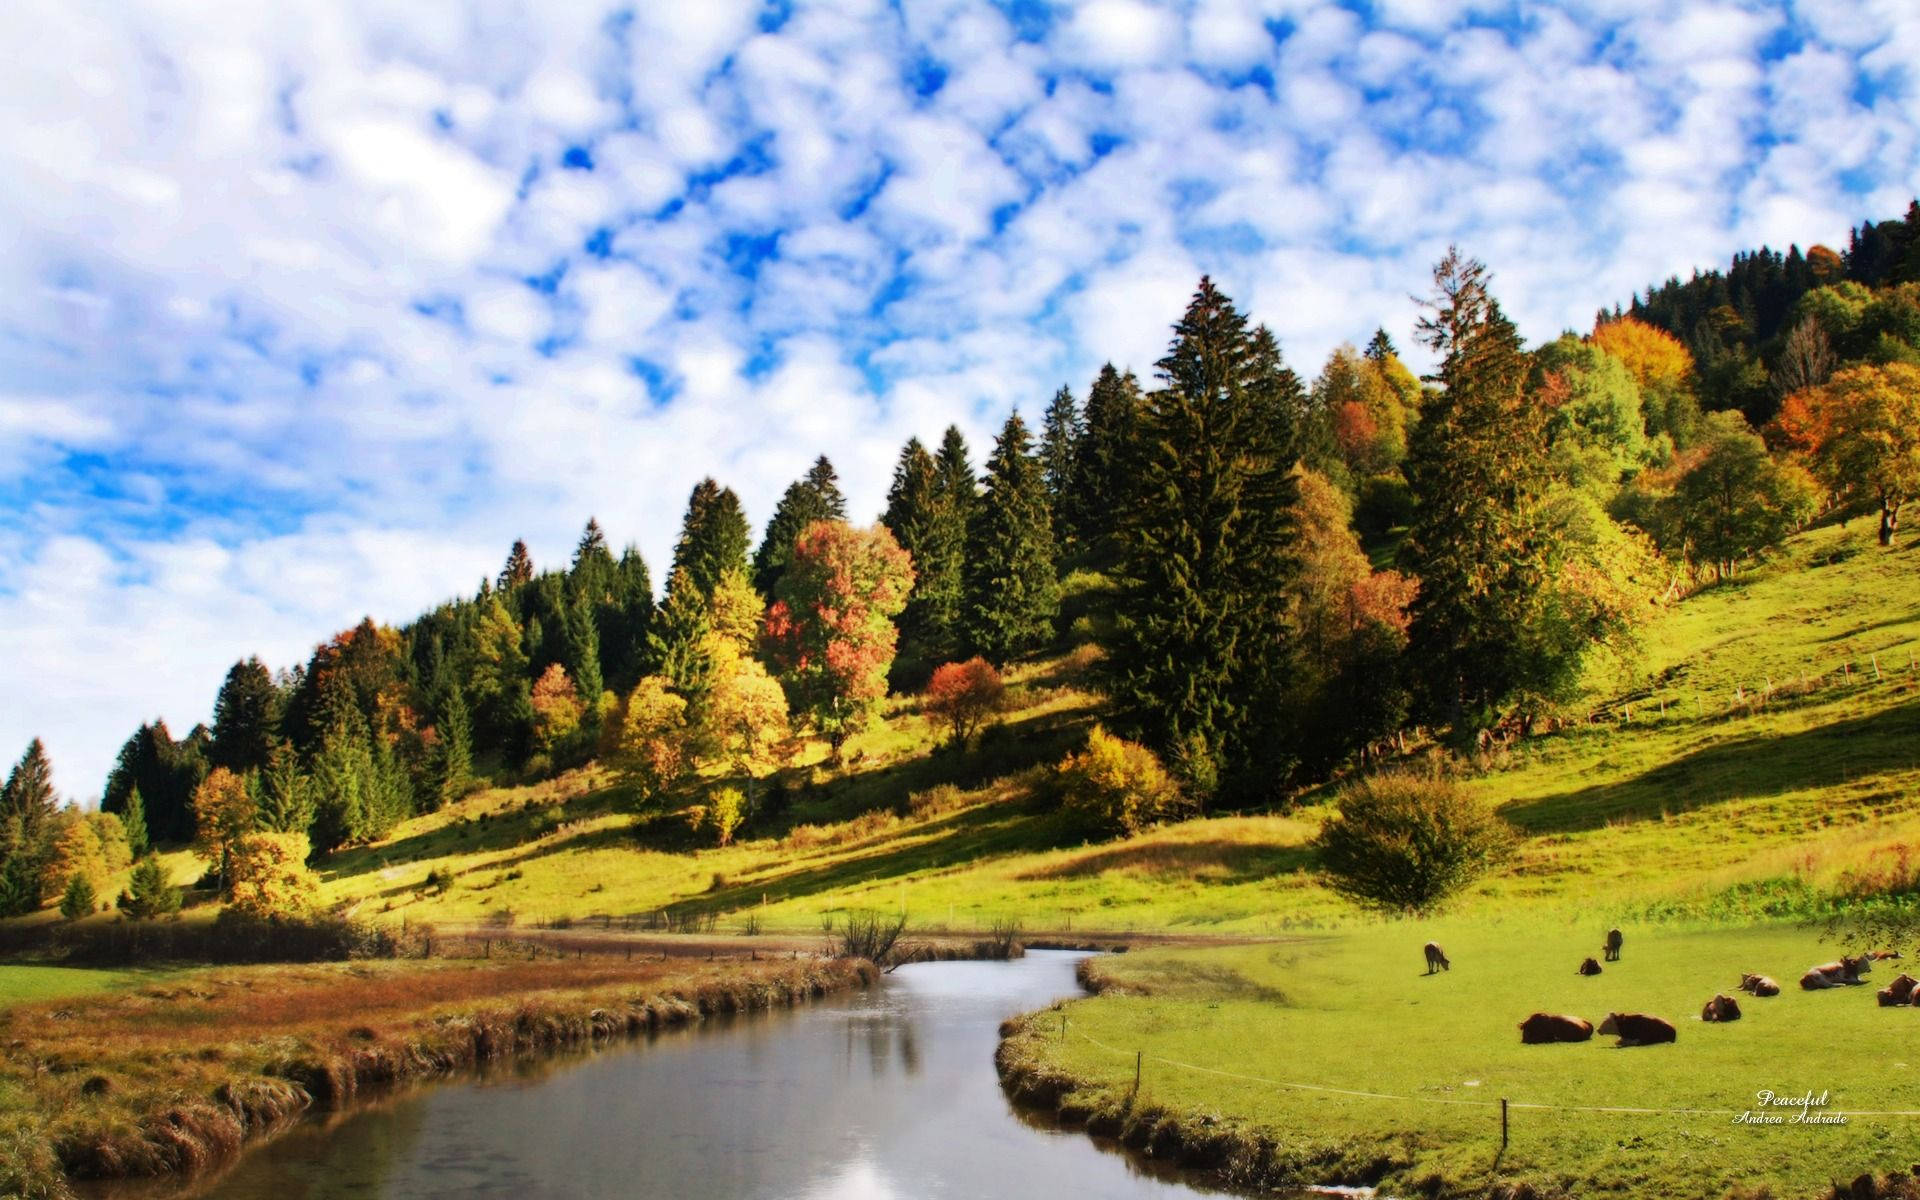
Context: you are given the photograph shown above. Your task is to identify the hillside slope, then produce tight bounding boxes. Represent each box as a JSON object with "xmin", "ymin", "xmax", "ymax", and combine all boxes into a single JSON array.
[{"xmin": 312, "ymin": 519, "xmax": 1920, "ymax": 934}]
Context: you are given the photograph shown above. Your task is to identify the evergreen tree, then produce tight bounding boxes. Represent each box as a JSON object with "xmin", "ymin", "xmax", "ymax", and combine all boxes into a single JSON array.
[
  {"xmin": 917, "ymin": 426, "xmax": 977, "ymax": 663},
  {"xmin": 672, "ymin": 479, "xmax": 751, "ymax": 599},
  {"xmin": 603, "ymin": 546, "xmax": 655, "ymax": 692},
  {"xmin": 257, "ymin": 739, "xmax": 317, "ymax": 834},
  {"xmin": 1040, "ymin": 386, "xmax": 1083, "ymax": 537},
  {"xmin": 1073, "ymin": 365, "xmax": 1142, "ymax": 551},
  {"xmin": 650, "ymin": 566, "xmax": 714, "ymax": 698},
  {"xmin": 0, "ymin": 739, "xmax": 56, "ymax": 843},
  {"xmin": 1365, "ymin": 327, "xmax": 1398, "ymax": 364},
  {"xmin": 881, "ymin": 437, "xmax": 943, "ymax": 679},
  {"xmin": 121, "ymin": 785, "xmax": 150, "ymax": 859},
  {"xmin": 59, "ymin": 872, "xmax": 96, "ymax": 920},
  {"xmin": 498, "ymin": 539, "xmax": 534, "ymax": 590},
  {"xmin": 570, "ymin": 518, "xmax": 616, "ymax": 598},
  {"xmin": 962, "ymin": 413, "xmax": 1059, "ymax": 663},
  {"xmin": 1105, "ymin": 277, "xmax": 1302, "ymax": 797},
  {"xmin": 753, "ymin": 456, "xmax": 847, "ymax": 597},
  {"xmin": 209, "ymin": 656, "xmax": 282, "ymax": 773},
  {"xmin": 428, "ymin": 688, "xmax": 475, "ymax": 808},
  {"xmin": 1401, "ymin": 249, "xmax": 1556, "ymax": 739},
  {"xmin": 102, "ymin": 720, "xmax": 206, "ymax": 844},
  {"xmin": 119, "ymin": 854, "xmax": 182, "ymax": 919}
]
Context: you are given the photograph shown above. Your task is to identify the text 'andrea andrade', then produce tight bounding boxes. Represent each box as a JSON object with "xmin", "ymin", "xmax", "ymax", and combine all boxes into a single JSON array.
[{"xmin": 1733, "ymin": 1089, "xmax": 1847, "ymax": 1126}]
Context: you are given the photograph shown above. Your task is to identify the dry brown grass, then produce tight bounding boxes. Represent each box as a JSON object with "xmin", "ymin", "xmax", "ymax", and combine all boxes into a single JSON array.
[{"xmin": 0, "ymin": 953, "xmax": 875, "ymax": 1194}]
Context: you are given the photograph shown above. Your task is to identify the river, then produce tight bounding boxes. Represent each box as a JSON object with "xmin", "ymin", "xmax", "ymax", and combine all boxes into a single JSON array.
[{"xmin": 165, "ymin": 950, "xmax": 1224, "ymax": 1199}]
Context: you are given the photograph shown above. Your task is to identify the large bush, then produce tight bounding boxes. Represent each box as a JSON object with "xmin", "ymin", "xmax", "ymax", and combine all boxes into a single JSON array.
[
  {"xmin": 922, "ymin": 657, "xmax": 1006, "ymax": 747},
  {"xmin": 1314, "ymin": 772, "xmax": 1513, "ymax": 913},
  {"xmin": 1058, "ymin": 726, "xmax": 1193, "ymax": 837}
]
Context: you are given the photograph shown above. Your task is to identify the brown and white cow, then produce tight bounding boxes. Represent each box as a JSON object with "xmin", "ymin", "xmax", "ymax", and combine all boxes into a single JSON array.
[
  {"xmin": 1877, "ymin": 973, "xmax": 1920, "ymax": 1006},
  {"xmin": 1577, "ymin": 957, "xmax": 1603, "ymax": 976},
  {"xmin": 1598, "ymin": 1012, "xmax": 1677, "ymax": 1045},
  {"xmin": 1803, "ymin": 955, "xmax": 1872, "ymax": 989},
  {"xmin": 1739, "ymin": 973, "xmax": 1781, "ymax": 997},
  {"xmin": 1520, "ymin": 1012, "xmax": 1593, "ymax": 1044},
  {"xmin": 1701, "ymin": 994, "xmax": 1742, "ymax": 1022},
  {"xmin": 1872, "ymin": 949, "xmax": 1905, "ymax": 961},
  {"xmin": 1424, "ymin": 942, "xmax": 1450, "ymax": 974}
]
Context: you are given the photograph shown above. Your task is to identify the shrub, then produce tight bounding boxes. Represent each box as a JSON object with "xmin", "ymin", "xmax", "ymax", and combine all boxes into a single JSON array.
[
  {"xmin": 1058, "ymin": 726, "xmax": 1193, "ymax": 837},
  {"xmin": 59, "ymin": 873, "xmax": 96, "ymax": 920},
  {"xmin": 704, "ymin": 788, "xmax": 745, "ymax": 847},
  {"xmin": 1314, "ymin": 772, "xmax": 1515, "ymax": 914},
  {"xmin": 423, "ymin": 867, "xmax": 455, "ymax": 895},
  {"xmin": 834, "ymin": 909, "xmax": 908, "ymax": 964},
  {"xmin": 923, "ymin": 658, "xmax": 1007, "ymax": 746},
  {"xmin": 118, "ymin": 855, "xmax": 182, "ymax": 920}
]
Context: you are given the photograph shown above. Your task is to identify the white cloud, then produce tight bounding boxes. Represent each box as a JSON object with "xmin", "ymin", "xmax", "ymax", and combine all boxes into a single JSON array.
[{"xmin": 2, "ymin": 0, "xmax": 1917, "ymax": 796}]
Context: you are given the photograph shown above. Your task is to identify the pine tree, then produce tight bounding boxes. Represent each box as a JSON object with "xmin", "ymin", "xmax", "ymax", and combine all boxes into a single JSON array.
[
  {"xmin": 650, "ymin": 566, "xmax": 714, "ymax": 698},
  {"xmin": 428, "ymin": 689, "xmax": 474, "ymax": 808},
  {"xmin": 0, "ymin": 739, "xmax": 56, "ymax": 844},
  {"xmin": 257, "ymin": 739, "xmax": 316, "ymax": 833},
  {"xmin": 60, "ymin": 872, "xmax": 96, "ymax": 920},
  {"xmin": 672, "ymin": 479, "xmax": 751, "ymax": 600},
  {"xmin": 963, "ymin": 413, "xmax": 1059, "ymax": 663},
  {"xmin": 603, "ymin": 546, "xmax": 655, "ymax": 692},
  {"xmin": 753, "ymin": 456, "xmax": 847, "ymax": 597},
  {"xmin": 1365, "ymin": 327, "xmax": 1397, "ymax": 363},
  {"xmin": 1401, "ymin": 249, "xmax": 1555, "ymax": 739},
  {"xmin": 1040, "ymin": 386, "xmax": 1083, "ymax": 539},
  {"xmin": 570, "ymin": 518, "xmax": 616, "ymax": 598},
  {"xmin": 498, "ymin": 539, "xmax": 535, "ymax": 590},
  {"xmin": 121, "ymin": 785, "xmax": 150, "ymax": 858},
  {"xmin": 1073, "ymin": 365, "xmax": 1142, "ymax": 552},
  {"xmin": 209, "ymin": 657, "xmax": 282, "ymax": 773},
  {"xmin": 917, "ymin": 426, "xmax": 977, "ymax": 663},
  {"xmin": 119, "ymin": 854, "xmax": 182, "ymax": 919},
  {"xmin": 881, "ymin": 437, "xmax": 942, "ymax": 678},
  {"xmin": 1105, "ymin": 277, "xmax": 1302, "ymax": 797}
]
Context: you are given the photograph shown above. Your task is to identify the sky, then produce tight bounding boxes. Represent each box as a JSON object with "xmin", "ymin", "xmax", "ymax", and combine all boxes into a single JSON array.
[{"xmin": 2, "ymin": 0, "xmax": 1917, "ymax": 801}]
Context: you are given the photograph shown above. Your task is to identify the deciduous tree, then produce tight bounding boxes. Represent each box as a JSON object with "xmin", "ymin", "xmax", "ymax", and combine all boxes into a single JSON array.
[
  {"xmin": 753, "ymin": 456, "xmax": 847, "ymax": 597},
  {"xmin": 191, "ymin": 767, "xmax": 257, "ymax": 897},
  {"xmin": 922, "ymin": 658, "xmax": 1007, "ymax": 747}
]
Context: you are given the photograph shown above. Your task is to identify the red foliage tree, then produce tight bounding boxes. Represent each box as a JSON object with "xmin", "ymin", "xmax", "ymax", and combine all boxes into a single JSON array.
[
  {"xmin": 922, "ymin": 657, "xmax": 1006, "ymax": 747},
  {"xmin": 761, "ymin": 521, "xmax": 914, "ymax": 751}
]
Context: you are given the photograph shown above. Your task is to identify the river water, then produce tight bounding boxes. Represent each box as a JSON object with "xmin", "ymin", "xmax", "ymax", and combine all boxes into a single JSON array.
[{"xmin": 175, "ymin": 951, "xmax": 1222, "ymax": 1200}]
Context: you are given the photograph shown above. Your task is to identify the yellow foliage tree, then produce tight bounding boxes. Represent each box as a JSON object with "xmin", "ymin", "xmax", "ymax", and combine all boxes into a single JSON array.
[
  {"xmin": 530, "ymin": 662, "xmax": 585, "ymax": 754},
  {"xmin": 191, "ymin": 767, "xmax": 257, "ymax": 898},
  {"xmin": 227, "ymin": 832, "xmax": 320, "ymax": 919},
  {"xmin": 1808, "ymin": 363, "xmax": 1920, "ymax": 545},
  {"xmin": 613, "ymin": 675, "xmax": 690, "ymax": 804},
  {"xmin": 1058, "ymin": 726, "xmax": 1193, "ymax": 837},
  {"xmin": 1592, "ymin": 315, "xmax": 1699, "ymax": 449}
]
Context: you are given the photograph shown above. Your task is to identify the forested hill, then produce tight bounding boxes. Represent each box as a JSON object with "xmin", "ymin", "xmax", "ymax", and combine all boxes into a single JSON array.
[
  {"xmin": 4, "ymin": 201, "xmax": 1919, "ymax": 924},
  {"xmin": 1615, "ymin": 199, "xmax": 1920, "ymax": 422}
]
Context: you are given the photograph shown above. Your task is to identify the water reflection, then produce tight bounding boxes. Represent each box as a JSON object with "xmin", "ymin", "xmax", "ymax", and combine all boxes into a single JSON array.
[{"xmin": 159, "ymin": 952, "xmax": 1222, "ymax": 1200}]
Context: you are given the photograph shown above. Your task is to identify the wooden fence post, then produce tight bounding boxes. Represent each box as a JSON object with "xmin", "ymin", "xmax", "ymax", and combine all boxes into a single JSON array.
[
  {"xmin": 1501, "ymin": 1098, "xmax": 1509, "ymax": 1150},
  {"xmin": 1134, "ymin": 1050, "xmax": 1142, "ymax": 1093}
]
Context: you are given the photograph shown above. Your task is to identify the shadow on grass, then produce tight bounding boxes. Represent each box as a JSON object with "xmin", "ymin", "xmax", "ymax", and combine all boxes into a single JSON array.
[
  {"xmin": 1499, "ymin": 696, "xmax": 1920, "ymax": 833},
  {"xmin": 1013, "ymin": 839, "xmax": 1313, "ymax": 884}
]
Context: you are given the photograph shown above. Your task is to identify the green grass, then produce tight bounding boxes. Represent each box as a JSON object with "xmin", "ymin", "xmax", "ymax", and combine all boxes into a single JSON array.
[
  {"xmin": 0, "ymin": 965, "xmax": 153, "ymax": 1007},
  {"xmin": 1010, "ymin": 920, "xmax": 1920, "ymax": 1198}
]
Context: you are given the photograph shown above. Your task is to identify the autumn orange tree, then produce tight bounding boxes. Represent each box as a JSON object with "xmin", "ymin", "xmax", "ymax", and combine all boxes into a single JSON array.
[
  {"xmin": 922, "ymin": 657, "xmax": 1006, "ymax": 747},
  {"xmin": 762, "ymin": 521, "xmax": 914, "ymax": 752},
  {"xmin": 1591, "ymin": 315, "xmax": 1700, "ymax": 449},
  {"xmin": 191, "ymin": 767, "xmax": 257, "ymax": 898},
  {"xmin": 1802, "ymin": 363, "xmax": 1920, "ymax": 545}
]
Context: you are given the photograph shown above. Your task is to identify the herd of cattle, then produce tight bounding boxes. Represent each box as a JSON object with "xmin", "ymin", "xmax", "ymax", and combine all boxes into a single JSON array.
[{"xmin": 1420, "ymin": 933, "xmax": 1909, "ymax": 1047}]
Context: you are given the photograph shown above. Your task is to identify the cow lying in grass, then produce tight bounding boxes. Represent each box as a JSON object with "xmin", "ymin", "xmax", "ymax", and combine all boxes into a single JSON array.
[
  {"xmin": 1800, "ymin": 955, "xmax": 1873, "ymax": 990},
  {"xmin": 1876, "ymin": 974, "xmax": 1919, "ymax": 1006},
  {"xmin": 1599, "ymin": 1012, "xmax": 1676, "ymax": 1046},
  {"xmin": 1577, "ymin": 957, "xmax": 1602, "ymax": 976},
  {"xmin": 1520, "ymin": 1013, "xmax": 1593, "ymax": 1043},
  {"xmin": 1739, "ymin": 973, "xmax": 1781, "ymax": 997},
  {"xmin": 1701, "ymin": 994, "xmax": 1741, "ymax": 1022}
]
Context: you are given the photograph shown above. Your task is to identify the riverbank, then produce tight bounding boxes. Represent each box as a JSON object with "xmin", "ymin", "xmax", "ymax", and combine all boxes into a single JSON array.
[
  {"xmin": 0, "ymin": 954, "xmax": 876, "ymax": 1200},
  {"xmin": 998, "ymin": 924, "xmax": 1920, "ymax": 1200}
]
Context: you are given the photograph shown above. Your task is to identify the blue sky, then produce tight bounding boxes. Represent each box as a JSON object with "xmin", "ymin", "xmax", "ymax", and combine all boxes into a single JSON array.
[{"xmin": 2, "ymin": 0, "xmax": 1917, "ymax": 798}]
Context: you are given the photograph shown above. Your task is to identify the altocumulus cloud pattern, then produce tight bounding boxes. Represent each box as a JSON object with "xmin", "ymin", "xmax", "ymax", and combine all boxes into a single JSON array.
[{"xmin": 1, "ymin": 0, "xmax": 1916, "ymax": 795}]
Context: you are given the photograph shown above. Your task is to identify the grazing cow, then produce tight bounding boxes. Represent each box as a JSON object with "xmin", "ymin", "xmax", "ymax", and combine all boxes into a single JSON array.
[
  {"xmin": 1739, "ymin": 973, "xmax": 1781, "ymax": 997},
  {"xmin": 1701, "ymin": 994, "xmax": 1742, "ymax": 1022},
  {"xmin": 1424, "ymin": 942, "xmax": 1451, "ymax": 974},
  {"xmin": 1577, "ymin": 957, "xmax": 1603, "ymax": 976},
  {"xmin": 1604, "ymin": 929, "xmax": 1623, "ymax": 962},
  {"xmin": 1599, "ymin": 1012, "xmax": 1677, "ymax": 1046},
  {"xmin": 1519, "ymin": 1013, "xmax": 1594, "ymax": 1044}
]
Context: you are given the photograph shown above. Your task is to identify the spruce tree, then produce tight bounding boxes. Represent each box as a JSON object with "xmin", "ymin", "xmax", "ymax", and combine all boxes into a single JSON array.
[
  {"xmin": 209, "ymin": 657, "xmax": 281, "ymax": 773},
  {"xmin": 602, "ymin": 545, "xmax": 655, "ymax": 691},
  {"xmin": 120, "ymin": 854, "xmax": 181, "ymax": 919},
  {"xmin": 122, "ymin": 786, "xmax": 150, "ymax": 858},
  {"xmin": 498, "ymin": 539, "xmax": 534, "ymax": 590},
  {"xmin": 963, "ymin": 413, "xmax": 1059, "ymax": 663},
  {"xmin": 570, "ymin": 518, "xmax": 616, "ymax": 598},
  {"xmin": 752, "ymin": 456, "xmax": 848, "ymax": 597},
  {"xmin": 1040, "ymin": 386, "xmax": 1082, "ymax": 540},
  {"xmin": 1073, "ymin": 364, "xmax": 1142, "ymax": 552},
  {"xmin": 672, "ymin": 479, "xmax": 751, "ymax": 599},
  {"xmin": 1105, "ymin": 277, "xmax": 1301, "ymax": 797},
  {"xmin": 650, "ymin": 566, "xmax": 714, "ymax": 698},
  {"xmin": 1401, "ymin": 249, "xmax": 1554, "ymax": 739},
  {"xmin": 919, "ymin": 426, "xmax": 977, "ymax": 663},
  {"xmin": 258, "ymin": 739, "xmax": 317, "ymax": 833},
  {"xmin": 0, "ymin": 739, "xmax": 56, "ymax": 843},
  {"xmin": 429, "ymin": 689, "xmax": 474, "ymax": 808},
  {"xmin": 881, "ymin": 437, "xmax": 942, "ymax": 677}
]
